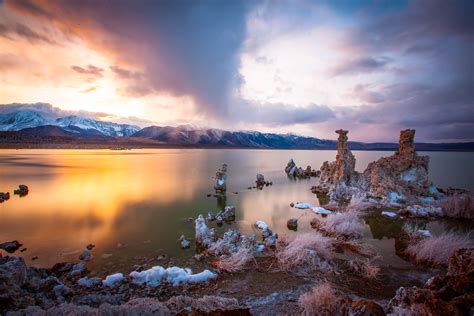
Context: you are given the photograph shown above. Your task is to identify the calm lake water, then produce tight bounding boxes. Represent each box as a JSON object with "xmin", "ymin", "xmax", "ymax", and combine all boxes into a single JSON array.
[{"xmin": 0, "ymin": 149, "xmax": 473, "ymax": 276}]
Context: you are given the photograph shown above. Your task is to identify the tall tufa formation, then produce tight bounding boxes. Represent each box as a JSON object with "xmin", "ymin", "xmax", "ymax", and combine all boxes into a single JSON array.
[
  {"xmin": 320, "ymin": 129, "xmax": 357, "ymax": 186},
  {"xmin": 214, "ymin": 164, "xmax": 227, "ymax": 193},
  {"xmin": 360, "ymin": 129, "xmax": 431, "ymax": 198}
]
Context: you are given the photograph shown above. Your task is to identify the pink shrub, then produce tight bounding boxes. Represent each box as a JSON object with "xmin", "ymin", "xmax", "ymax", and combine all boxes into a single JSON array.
[
  {"xmin": 440, "ymin": 193, "xmax": 474, "ymax": 219},
  {"xmin": 216, "ymin": 246, "xmax": 254, "ymax": 273},
  {"xmin": 316, "ymin": 210, "xmax": 364, "ymax": 239},
  {"xmin": 277, "ymin": 232, "xmax": 333, "ymax": 270},
  {"xmin": 298, "ymin": 283, "xmax": 341, "ymax": 315},
  {"xmin": 405, "ymin": 232, "xmax": 473, "ymax": 266},
  {"xmin": 349, "ymin": 259, "xmax": 380, "ymax": 279}
]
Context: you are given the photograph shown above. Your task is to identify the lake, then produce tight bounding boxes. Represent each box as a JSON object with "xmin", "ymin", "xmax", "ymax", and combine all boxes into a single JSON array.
[{"xmin": 0, "ymin": 149, "xmax": 473, "ymax": 277}]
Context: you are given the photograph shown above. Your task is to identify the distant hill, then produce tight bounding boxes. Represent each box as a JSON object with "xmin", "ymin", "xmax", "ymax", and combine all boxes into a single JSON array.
[{"xmin": 0, "ymin": 104, "xmax": 473, "ymax": 151}]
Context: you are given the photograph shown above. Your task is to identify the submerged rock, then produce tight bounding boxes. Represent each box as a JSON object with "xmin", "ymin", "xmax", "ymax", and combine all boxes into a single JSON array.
[
  {"xmin": 179, "ymin": 235, "xmax": 191, "ymax": 249},
  {"xmin": 13, "ymin": 185, "xmax": 29, "ymax": 196},
  {"xmin": 0, "ymin": 192, "xmax": 10, "ymax": 202},
  {"xmin": 287, "ymin": 218, "xmax": 298, "ymax": 230},
  {"xmin": 78, "ymin": 250, "xmax": 92, "ymax": 261}
]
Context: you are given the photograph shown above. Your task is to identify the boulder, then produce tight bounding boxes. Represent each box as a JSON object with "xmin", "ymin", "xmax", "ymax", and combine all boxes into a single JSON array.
[
  {"xmin": 0, "ymin": 256, "xmax": 27, "ymax": 309},
  {"xmin": 0, "ymin": 241, "xmax": 23, "ymax": 253}
]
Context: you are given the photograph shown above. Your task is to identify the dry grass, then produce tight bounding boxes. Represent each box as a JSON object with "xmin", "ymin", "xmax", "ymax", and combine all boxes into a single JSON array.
[
  {"xmin": 215, "ymin": 246, "xmax": 254, "ymax": 273},
  {"xmin": 348, "ymin": 259, "xmax": 380, "ymax": 279},
  {"xmin": 312, "ymin": 210, "xmax": 364, "ymax": 239},
  {"xmin": 277, "ymin": 232, "xmax": 333, "ymax": 270},
  {"xmin": 440, "ymin": 193, "xmax": 474, "ymax": 219},
  {"xmin": 405, "ymin": 231, "xmax": 473, "ymax": 266},
  {"xmin": 298, "ymin": 283, "xmax": 342, "ymax": 316}
]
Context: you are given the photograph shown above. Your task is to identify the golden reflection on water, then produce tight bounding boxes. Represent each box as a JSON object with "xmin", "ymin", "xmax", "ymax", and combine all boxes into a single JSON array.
[
  {"xmin": 0, "ymin": 149, "xmax": 212, "ymax": 268},
  {"xmin": 0, "ymin": 149, "xmax": 472, "ymax": 273}
]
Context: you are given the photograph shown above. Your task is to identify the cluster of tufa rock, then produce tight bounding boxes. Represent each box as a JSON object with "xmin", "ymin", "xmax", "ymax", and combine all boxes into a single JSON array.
[
  {"xmin": 285, "ymin": 159, "xmax": 320, "ymax": 178},
  {"xmin": 313, "ymin": 129, "xmax": 461, "ymax": 218}
]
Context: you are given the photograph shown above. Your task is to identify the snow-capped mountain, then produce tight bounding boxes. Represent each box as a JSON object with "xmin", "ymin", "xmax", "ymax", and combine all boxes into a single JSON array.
[
  {"xmin": 132, "ymin": 125, "xmax": 336, "ymax": 148},
  {"xmin": 0, "ymin": 109, "xmax": 139, "ymax": 137},
  {"xmin": 56, "ymin": 116, "xmax": 139, "ymax": 136},
  {"xmin": 0, "ymin": 111, "xmax": 47, "ymax": 131}
]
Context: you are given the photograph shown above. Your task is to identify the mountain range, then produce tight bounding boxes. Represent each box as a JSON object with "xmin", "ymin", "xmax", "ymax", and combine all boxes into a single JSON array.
[{"xmin": 0, "ymin": 103, "xmax": 473, "ymax": 151}]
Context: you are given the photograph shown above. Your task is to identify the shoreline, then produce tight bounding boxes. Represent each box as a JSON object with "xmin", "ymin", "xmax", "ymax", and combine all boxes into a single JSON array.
[{"xmin": 1, "ymin": 143, "xmax": 474, "ymax": 152}]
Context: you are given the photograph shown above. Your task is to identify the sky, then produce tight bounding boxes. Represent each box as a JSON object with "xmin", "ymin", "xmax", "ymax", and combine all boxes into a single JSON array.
[{"xmin": 0, "ymin": 0, "xmax": 472, "ymax": 142}]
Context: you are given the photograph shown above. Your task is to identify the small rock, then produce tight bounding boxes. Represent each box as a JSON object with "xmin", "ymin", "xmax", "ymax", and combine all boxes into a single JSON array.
[
  {"xmin": 287, "ymin": 218, "xmax": 298, "ymax": 230},
  {"xmin": 179, "ymin": 235, "xmax": 191, "ymax": 249},
  {"xmin": 0, "ymin": 240, "xmax": 23, "ymax": 253},
  {"xmin": 79, "ymin": 250, "xmax": 92, "ymax": 261},
  {"xmin": 290, "ymin": 202, "xmax": 294, "ymax": 207},
  {"xmin": 32, "ymin": 256, "xmax": 38, "ymax": 260},
  {"xmin": 86, "ymin": 243, "xmax": 95, "ymax": 250}
]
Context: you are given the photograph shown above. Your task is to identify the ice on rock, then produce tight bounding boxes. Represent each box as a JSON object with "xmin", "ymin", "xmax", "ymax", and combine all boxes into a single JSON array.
[
  {"xmin": 387, "ymin": 192, "xmax": 403, "ymax": 203},
  {"xmin": 311, "ymin": 207, "xmax": 332, "ymax": 215},
  {"xmin": 255, "ymin": 221, "xmax": 269, "ymax": 231},
  {"xmin": 406, "ymin": 205, "xmax": 443, "ymax": 217},
  {"xmin": 418, "ymin": 230, "xmax": 432, "ymax": 238},
  {"xmin": 130, "ymin": 266, "xmax": 166, "ymax": 287},
  {"xmin": 102, "ymin": 273, "xmax": 124, "ymax": 287},
  {"xmin": 255, "ymin": 221, "xmax": 277, "ymax": 247},
  {"xmin": 294, "ymin": 202, "xmax": 312, "ymax": 209},
  {"xmin": 382, "ymin": 211, "xmax": 398, "ymax": 218},
  {"xmin": 130, "ymin": 266, "xmax": 217, "ymax": 287},
  {"xmin": 195, "ymin": 215, "xmax": 215, "ymax": 247},
  {"xmin": 78, "ymin": 277, "xmax": 102, "ymax": 288}
]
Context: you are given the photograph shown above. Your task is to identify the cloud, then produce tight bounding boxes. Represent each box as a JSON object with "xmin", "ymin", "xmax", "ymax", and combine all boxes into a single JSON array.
[
  {"xmin": 80, "ymin": 86, "xmax": 96, "ymax": 93},
  {"xmin": 232, "ymin": 102, "xmax": 335, "ymax": 126},
  {"xmin": 0, "ymin": 22, "xmax": 55, "ymax": 44},
  {"xmin": 331, "ymin": 56, "xmax": 392, "ymax": 76},
  {"xmin": 71, "ymin": 64, "xmax": 104, "ymax": 78},
  {"xmin": 7, "ymin": 0, "xmax": 251, "ymax": 118}
]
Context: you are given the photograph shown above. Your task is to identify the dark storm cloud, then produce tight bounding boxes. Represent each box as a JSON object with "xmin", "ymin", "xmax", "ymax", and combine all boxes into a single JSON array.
[
  {"xmin": 338, "ymin": 0, "xmax": 474, "ymax": 141},
  {"xmin": 331, "ymin": 56, "xmax": 391, "ymax": 76},
  {"xmin": 7, "ymin": 0, "xmax": 250, "ymax": 117},
  {"xmin": 232, "ymin": 102, "xmax": 335, "ymax": 126}
]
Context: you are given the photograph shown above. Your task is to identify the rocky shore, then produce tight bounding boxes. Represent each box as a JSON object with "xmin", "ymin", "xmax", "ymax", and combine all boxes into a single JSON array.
[{"xmin": 1, "ymin": 128, "xmax": 472, "ymax": 315}]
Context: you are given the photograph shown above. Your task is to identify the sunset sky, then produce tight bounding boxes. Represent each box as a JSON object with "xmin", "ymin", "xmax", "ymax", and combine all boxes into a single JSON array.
[{"xmin": 0, "ymin": 0, "xmax": 472, "ymax": 142}]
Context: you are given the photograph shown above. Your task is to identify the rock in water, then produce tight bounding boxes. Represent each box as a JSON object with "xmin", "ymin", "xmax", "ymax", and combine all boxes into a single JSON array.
[
  {"xmin": 79, "ymin": 250, "xmax": 92, "ymax": 261},
  {"xmin": 320, "ymin": 129, "xmax": 357, "ymax": 186},
  {"xmin": 179, "ymin": 235, "xmax": 191, "ymax": 249},
  {"xmin": 0, "ymin": 192, "xmax": 10, "ymax": 202},
  {"xmin": 214, "ymin": 164, "xmax": 227, "ymax": 193},
  {"xmin": 287, "ymin": 218, "xmax": 298, "ymax": 230},
  {"xmin": 256, "ymin": 173, "xmax": 265, "ymax": 188},
  {"xmin": 285, "ymin": 159, "xmax": 297, "ymax": 176},
  {"xmin": 195, "ymin": 215, "xmax": 215, "ymax": 248},
  {"xmin": 360, "ymin": 129, "xmax": 431, "ymax": 198}
]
